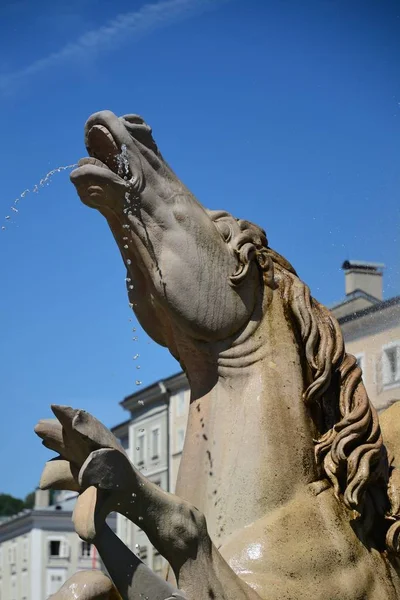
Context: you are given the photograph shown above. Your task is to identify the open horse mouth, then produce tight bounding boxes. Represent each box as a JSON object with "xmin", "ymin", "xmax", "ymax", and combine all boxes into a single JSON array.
[
  {"xmin": 78, "ymin": 123, "xmax": 132, "ymax": 180},
  {"xmin": 70, "ymin": 111, "xmax": 143, "ymax": 210}
]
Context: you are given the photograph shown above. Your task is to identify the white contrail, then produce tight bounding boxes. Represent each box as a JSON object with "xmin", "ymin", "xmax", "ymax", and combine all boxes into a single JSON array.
[{"xmin": 0, "ymin": 0, "xmax": 228, "ymax": 93}]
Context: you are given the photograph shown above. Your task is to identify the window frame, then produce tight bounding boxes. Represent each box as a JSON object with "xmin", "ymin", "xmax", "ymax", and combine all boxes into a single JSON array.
[
  {"xmin": 136, "ymin": 430, "xmax": 146, "ymax": 466},
  {"xmin": 382, "ymin": 341, "xmax": 400, "ymax": 390},
  {"xmin": 81, "ymin": 541, "xmax": 92, "ymax": 558},
  {"xmin": 47, "ymin": 536, "xmax": 69, "ymax": 560},
  {"xmin": 151, "ymin": 426, "xmax": 161, "ymax": 460}
]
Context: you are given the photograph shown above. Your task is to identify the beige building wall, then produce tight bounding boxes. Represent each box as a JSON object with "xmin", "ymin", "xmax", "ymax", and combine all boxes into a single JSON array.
[{"xmin": 340, "ymin": 304, "xmax": 400, "ymax": 412}]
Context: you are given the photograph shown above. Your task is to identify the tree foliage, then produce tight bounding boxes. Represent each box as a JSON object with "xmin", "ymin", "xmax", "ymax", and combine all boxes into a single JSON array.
[{"xmin": 0, "ymin": 491, "xmax": 36, "ymax": 517}]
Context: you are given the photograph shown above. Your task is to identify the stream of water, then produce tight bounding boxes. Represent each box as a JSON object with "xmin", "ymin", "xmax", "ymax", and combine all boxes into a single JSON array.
[
  {"xmin": 1, "ymin": 163, "xmax": 77, "ymax": 231},
  {"xmin": 3, "ymin": 153, "xmax": 145, "ymax": 392}
]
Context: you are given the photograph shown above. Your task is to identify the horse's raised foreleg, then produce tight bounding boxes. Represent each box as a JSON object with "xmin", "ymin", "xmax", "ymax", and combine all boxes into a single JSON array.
[{"xmin": 81, "ymin": 449, "xmax": 263, "ymax": 600}]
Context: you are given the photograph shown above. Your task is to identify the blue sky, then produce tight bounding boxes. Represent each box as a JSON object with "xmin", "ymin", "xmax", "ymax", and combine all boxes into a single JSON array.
[{"xmin": 0, "ymin": 0, "xmax": 399, "ymax": 498}]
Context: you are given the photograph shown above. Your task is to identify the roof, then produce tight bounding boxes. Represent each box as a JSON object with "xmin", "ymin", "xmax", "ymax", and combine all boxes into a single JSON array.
[
  {"xmin": 330, "ymin": 289, "xmax": 381, "ymax": 311},
  {"xmin": 337, "ymin": 294, "xmax": 400, "ymax": 324},
  {"xmin": 342, "ymin": 260, "xmax": 385, "ymax": 271},
  {"xmin": 111, "ymin": 371, "xmax": 188, "ymax": 433},
  {"xmin": 119, "ymin": 371, "xmax": 188, "ymax": 411},
  {"xmin": 0, "ymin": 493, "xmax": 79, "ymax": 528}
]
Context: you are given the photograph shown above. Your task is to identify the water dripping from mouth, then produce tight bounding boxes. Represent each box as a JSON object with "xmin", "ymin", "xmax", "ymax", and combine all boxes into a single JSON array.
[
  {"xmin": 1, "ymin": 163, "xmax": 77, "ymax": 231},
  {"xmin": 116, "ymin": 144, "xmax": 130, "ymax": 178}
]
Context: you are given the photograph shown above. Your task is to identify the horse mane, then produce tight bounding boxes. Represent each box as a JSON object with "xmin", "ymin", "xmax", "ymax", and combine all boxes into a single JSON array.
[{"xmin": 208, "ymin": 209, "xmax": 400, "ymax": 552}]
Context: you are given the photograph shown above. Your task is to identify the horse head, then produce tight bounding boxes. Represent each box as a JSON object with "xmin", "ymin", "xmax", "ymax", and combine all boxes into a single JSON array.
[{"xmin": 70, "ymin": 111, "xmax": 270, "ymax": 365}]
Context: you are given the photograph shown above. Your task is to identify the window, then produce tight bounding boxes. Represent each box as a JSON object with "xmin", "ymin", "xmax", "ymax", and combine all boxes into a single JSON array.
[
  {"xmin": 136, "ymin": 431, "xmax": 146, "ymax": 465},
  {"xmin": 21, "ymin": 571, "xmax": 28, "ymax": 600},
  {"xmin": 176, "ymin": 390, "xmax": 187, "ymax": 417},
  {"xmin": 81, "ymin": 541, "xmax": 92, "ymax": 557},
  {"xmin": 8, "ymin": 544, "xmax": 16, "ymax": 565},
  {"xmin": 48, "ymin": 538, "xmax": 69, "ymax": 559},
  {"xmin": 10, "ymin": 575, "xmax": 16, "ymax": 600},
  {"xmin": 49, "ymin": 541, "xmax": 60, "ymax": 557},
  {"xmin": 151, "ymin": 427, "xmax": 160, "ymax": 459},
  {"xmin": 22, "ymin": 537, "xmax": 28, "ymax": 563},
  {"xmin": 382, "ymin": 343, "xmax": 400, "ymax": 388},
  {"xmin": 138, "ymin": 545, "xmax": 148, "ymax": 564},
  {"xmin": 46, "ymin": 568, "xmax": 67, "ymax": 597},
  {"xmin": 177, "ymin": 428, "xmax": 185, "ymax": 452},
  {"xmin": 153, "ymin": 550, "xmax": 163, "ymax": 575}
]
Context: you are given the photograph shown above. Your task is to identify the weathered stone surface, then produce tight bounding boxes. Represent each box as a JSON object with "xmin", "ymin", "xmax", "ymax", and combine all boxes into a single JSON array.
[{"xmin": 36, "ymin": 110, "xmax": 400, "ymax": 599}]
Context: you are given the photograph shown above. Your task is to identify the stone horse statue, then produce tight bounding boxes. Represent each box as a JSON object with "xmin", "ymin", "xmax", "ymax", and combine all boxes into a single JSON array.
[{"xmin": 36, "ymin": 111, "xmax": 400, "ymax": 600}]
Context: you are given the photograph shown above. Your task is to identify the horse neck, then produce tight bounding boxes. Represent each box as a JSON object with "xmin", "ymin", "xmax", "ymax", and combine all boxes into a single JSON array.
[{"xmin": 175, "ymin": 288, "xmax": 321, "ymax": 545}]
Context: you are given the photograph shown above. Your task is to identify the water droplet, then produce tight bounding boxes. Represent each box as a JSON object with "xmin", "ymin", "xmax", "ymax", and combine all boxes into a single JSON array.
[
  {"xmin": 124, "ymin": 245, "xmax": 128, "ymax": 249},
  {"xmin": 138, "ymin": 399, "xmax": 144, "ymax": 405},
  {"xmin": 136, "ymin": 365, "xmax": 141, "ymax": 369},
  {"xmin": 3, "ymin": 164, "xmax": 77, "ymax": 230},
  {"xmin": 133, "ymin": 354, "xmax": 140, "ymax": 359},
  {"xmin": 127, "ymin": 259, "xmax": 132, "ymax": 265},
  {"xmin": 136, "ymin": 381, "xmax": 143, "ymax": 387}
]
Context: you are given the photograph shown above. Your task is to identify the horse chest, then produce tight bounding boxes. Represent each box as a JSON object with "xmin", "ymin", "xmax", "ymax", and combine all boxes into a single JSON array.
[{"xmin": 218, "ymin": 486, "xmax": 400, "ymax": 600}]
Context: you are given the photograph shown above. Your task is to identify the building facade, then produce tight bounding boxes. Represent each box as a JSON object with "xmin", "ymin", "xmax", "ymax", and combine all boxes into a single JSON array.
[
  {"xmin": 331, "ymin": 261, "xmax": 400, "ymax": 412},
  {"xmin": 0, "ymin": 490, "xmax": 116, "ymax": 600}
]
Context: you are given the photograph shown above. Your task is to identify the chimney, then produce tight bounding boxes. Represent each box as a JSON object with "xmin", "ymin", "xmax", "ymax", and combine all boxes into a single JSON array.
[
  {"xmin": 34, "ymin": 488, "xmax": 50, "ymax": 509},
  {"xmin": 342, "ymin": 260, "xmax": 384, "ymax": 300}
]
